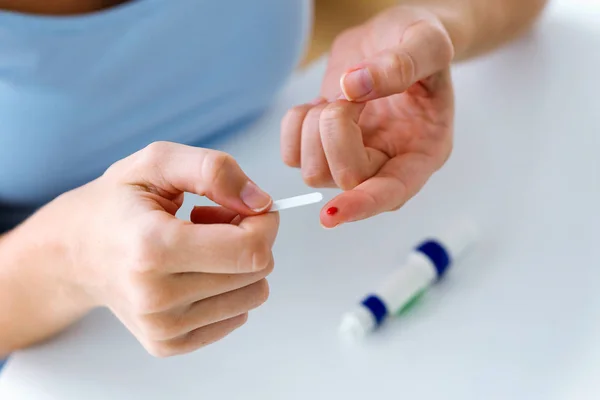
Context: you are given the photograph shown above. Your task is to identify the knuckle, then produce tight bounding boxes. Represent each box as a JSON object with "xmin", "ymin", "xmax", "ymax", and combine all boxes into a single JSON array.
[
  {"xmin": 302, "ymin": 170, "xmax": 329, "ymax": 188},
  {"xmin": 128, "ymin": 279, "xmax": 172, "ymax": 314},
  {"xmin": 252, "ymin": 246, "xmax": 271, "ymax": 272},
  {"xmin": 320, "ymin": 104, "xmax": 347, "ymax": 123},
  {"xmin": 201, "ymin": 151, "xmax": 236, "ymax": 187},
  {"xmin": 439, "ymin": 34, "xmax": 455, "ymax": 63},
  {"xmin": 305, "ymin": 104, "xmax": 325, "ymax": 123},
  {"xmin": 427, "ymin": 23, "xmax": 455, "ymax": 63},
  {"xmin": 385, "ymin": 51, "xmax": 415, "ymax": 87},
  {"xmin": 129, "ymin": 283, "xmax": 158, "ymax": 314},
  {"xmin": 242, "ymin": 234, "xmax": 271, "ymax": 272},
  {"xmin": 139, "ymin": 141, "xmax": 172, "ymax": 168},
  {"xmin": 335, "ymin": 167, "xmax": 362, "ymax": 190},
  {"xmin": 284, "ymin": 105, "xmax": 310, "ymax": 125},
  {"xmin": 103, "ymin": 141, "xmax": 173, "ymax": 182},
  {"xmin": 319, "ymin": 109, "xmax": 344, "ymax": 142},
  {"xmin": 103, "ymin": 159, "xmax": 125, "ymax": 179},
  {"xmin": 129, "ymin": 227, "xmax": 166, "ymax": 274}
]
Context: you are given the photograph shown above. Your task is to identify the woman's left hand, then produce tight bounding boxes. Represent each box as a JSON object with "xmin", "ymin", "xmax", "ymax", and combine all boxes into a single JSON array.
[{"xmin": 281, "ymin": 6, "xmax": 456, "ymax": 228}]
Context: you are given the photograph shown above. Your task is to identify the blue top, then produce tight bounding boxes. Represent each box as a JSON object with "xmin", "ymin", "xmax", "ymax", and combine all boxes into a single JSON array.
[{"xmin": 0, "ymin": 0, "xmax": 310, "ymax": 232}]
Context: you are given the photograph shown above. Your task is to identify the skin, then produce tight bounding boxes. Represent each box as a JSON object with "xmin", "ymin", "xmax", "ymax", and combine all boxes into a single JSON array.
[{"xmin": 0, "ymin": 0, "xmax": 548, "ymax": 357}]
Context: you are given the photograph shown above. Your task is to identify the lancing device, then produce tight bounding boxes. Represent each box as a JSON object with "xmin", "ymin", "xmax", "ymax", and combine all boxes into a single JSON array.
[{"xmin": 339, "ymin": 219, "xmax": 479, "ymax": 341}]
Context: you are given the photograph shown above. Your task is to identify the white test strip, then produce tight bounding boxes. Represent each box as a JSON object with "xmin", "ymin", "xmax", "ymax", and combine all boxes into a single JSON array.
[{"xmin": 269, "ymin": 192, "xmax": 323, "ymax": 212}]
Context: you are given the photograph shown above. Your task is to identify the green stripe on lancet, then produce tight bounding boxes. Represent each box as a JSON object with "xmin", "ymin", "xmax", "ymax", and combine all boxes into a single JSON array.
[{"xmin": 396, "ymin": 288, "xmax": 427, "ymax": 315}]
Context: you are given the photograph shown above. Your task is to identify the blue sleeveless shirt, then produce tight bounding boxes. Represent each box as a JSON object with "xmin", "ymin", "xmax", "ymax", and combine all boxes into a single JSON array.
[{"xmin": 0, "ymin": 0, "xmax": 310, "ymax": 231}]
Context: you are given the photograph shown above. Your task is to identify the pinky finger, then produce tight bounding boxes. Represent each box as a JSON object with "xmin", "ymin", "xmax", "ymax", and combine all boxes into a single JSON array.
[{"xmin": 145, "ymin": 313, "xmax": 248, "ymax": 358}]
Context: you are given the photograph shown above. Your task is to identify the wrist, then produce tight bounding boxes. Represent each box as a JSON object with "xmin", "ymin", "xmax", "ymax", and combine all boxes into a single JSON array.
[
  {"xmin": 0, "ymin": 213, "xmax": 95, "ymax": 353},
  {"xmin": 9, "ymin": 202, "xmax": 97, "ymax": 316}
]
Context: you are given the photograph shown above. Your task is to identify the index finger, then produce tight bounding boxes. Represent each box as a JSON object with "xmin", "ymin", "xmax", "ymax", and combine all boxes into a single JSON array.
[
  {"xmin": 319, "ymin": 100, "xmax": 388, "ymax": 190},
  {"xmin": 164, "ymin": 212, "xmax": 280, "ymax": 274},
  {"xmin": 114, "ymin": 142, "xmax": 272, "ymax": 216}
]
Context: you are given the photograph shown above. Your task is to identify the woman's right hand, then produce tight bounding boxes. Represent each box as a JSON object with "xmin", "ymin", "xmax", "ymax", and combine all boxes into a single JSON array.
[{"xmin": 25, "ymin": 142, "xmax": 279, "ymax": 357}]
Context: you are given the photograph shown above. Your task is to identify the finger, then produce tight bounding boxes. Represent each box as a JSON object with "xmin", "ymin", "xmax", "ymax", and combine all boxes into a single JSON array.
[
  {"xmin": 319, "ymin": 100, "xmax": 388, "ymax": 190},
  {"xmin": 300, "ymin": 103, "xmax": 336, "ymax": 187},
  {"xmin": 117, "ymin": 141, "xmax": 272, "ymax": 215},
  {"xmin": 166, "ymin": 211, "xmax": 279, "ymax": 274},
  {"xmin": 145, "ymin": 313, "xmax": 248, "ymax": 358},
  {"xmin": 340, "ymin": 21, "xmax": 453, "ymax": 101},
  {"xmin": 178, "ymin": 256, "xmax": 273, "ymax": 305},
  {"xmin": 177, "ymin": 279, "xmax": 269, "ymax": 338},
  {"xmin": 144, "ymin": 279, "xmax": 269, "ymax": 341},
  {"xmin": 190, "ymin": 206, "xmax": 238, "ymax": 225},
  {"xmin": 141, "ymin": 256, "xmax": 274, "ymax": 313},
  {"xmin": 281, "ymin": 98, "xmax": 325, "ymax": 168},
  {"xmin": 320, "ymin": 153, "xmax": 437, "ymax": 228}
]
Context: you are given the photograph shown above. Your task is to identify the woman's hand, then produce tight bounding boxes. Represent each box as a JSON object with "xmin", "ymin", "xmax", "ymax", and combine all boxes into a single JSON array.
[
  {"xmin": 282, "ymin": 6, "xmax": 455, "ymax": 228},
  {"xmin": 5, "ymin": 142, "xmax": 278, "ymax": 357}
]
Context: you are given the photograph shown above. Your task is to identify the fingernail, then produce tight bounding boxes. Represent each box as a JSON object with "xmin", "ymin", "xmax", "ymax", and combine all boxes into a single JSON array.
[
  {"xmin": 320, "ymin": 221, "xmax": 338, "ymax": 230},
  {"xmin": 240, "ymin": 182, "xmax": 272, "ymax": 212},
  {"xmin": 230, "ymin": 215, "xmax": 242, "ymax": 225},
  {"xmin": 321, "ymin": 224, "xmax": 337, "ymax": 230},
  {"xmin": 341, "ymin": 68, "xmax": 373, "ymax": 100}
]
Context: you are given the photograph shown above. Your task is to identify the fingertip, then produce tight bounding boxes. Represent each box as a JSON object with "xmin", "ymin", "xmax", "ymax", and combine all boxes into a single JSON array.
[
  {"xmin": 319, "ymin": 202, "xmax": 344, "ymax": 229},
  {"xmin": 319, "ymin": 191, "xmax": 379, "ymax": 227}
]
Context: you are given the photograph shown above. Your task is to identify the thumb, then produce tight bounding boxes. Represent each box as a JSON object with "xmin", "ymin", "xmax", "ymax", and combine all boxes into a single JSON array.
[
  {"xmin": 340, "ymin": 20, "xmax": 454, "ymax": 102},
  {"xmin": 116, "ymin": 141, "xmax": 272, "ymax": 215}
]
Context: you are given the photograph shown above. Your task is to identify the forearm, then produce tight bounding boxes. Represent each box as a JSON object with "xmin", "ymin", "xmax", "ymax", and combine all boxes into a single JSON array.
[
  {"xmin": 402, "ymin": 0, "xmax": 549, "ymax": 61},
  {"xmin": 0, "ymin": 216, "xmax": 90, "ymax": 356}
]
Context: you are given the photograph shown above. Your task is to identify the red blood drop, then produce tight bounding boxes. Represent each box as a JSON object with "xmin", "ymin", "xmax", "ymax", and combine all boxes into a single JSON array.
[{"xmin": 326, "ymin": 207, "xmax": 339, "ymax": 216}]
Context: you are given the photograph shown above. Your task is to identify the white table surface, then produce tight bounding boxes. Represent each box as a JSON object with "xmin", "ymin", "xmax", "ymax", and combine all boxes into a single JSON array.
[{"xmin": 2, "ymin": 1, "xmax": 600, "ymax": 399}]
